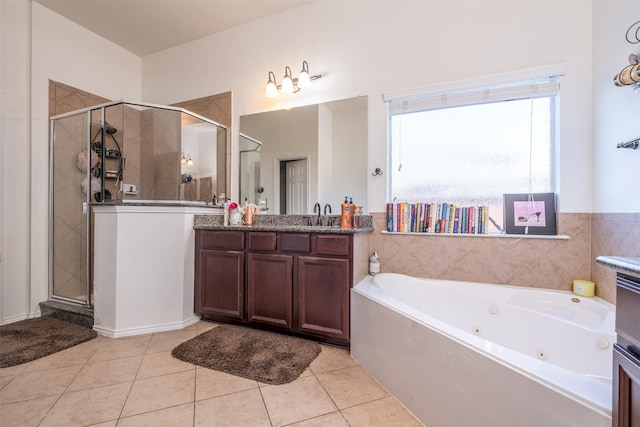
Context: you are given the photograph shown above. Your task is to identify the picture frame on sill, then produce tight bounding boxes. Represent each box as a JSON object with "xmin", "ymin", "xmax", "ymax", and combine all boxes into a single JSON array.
[{"xmin": 503, "ymin": 193, "xmax": 557, "ymax": 235}]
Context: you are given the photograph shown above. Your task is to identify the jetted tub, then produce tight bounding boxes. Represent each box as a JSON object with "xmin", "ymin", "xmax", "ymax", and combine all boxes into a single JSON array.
[{"xmin": 351, "ymin": 273, "xmax": 615, "ymax": 427}]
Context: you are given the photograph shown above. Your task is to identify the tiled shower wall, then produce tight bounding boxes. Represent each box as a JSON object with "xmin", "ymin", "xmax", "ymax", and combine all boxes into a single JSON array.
[{"xmin": 372, "ymin": 212, "xmax": 639, "ymax": 304}]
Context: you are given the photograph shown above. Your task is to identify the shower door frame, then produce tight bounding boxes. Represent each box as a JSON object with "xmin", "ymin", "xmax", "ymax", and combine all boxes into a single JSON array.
[{"xmin": 49, "ymin": 101, "xmax": 115, "ymax": 307}]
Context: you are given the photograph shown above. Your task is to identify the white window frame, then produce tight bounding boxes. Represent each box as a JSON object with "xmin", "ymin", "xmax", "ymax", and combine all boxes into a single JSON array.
[{"xmin": 384, "ymin": 65, "xmax": 563, "ymax": 204}]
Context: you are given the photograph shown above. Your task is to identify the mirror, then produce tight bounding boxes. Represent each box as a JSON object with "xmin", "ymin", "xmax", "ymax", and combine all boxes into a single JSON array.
[{"xmin": 240, "ymin": 96, "xmax": 367, "ymax": 214}]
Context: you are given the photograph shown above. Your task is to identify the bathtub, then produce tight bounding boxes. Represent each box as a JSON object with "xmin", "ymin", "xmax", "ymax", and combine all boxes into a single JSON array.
[{"xmin": 351, "ymin": 273, "xmax": 615, "ymax": 427}]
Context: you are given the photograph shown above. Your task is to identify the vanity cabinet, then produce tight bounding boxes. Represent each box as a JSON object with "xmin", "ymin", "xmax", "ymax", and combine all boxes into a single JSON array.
[
  {"xmin": 195, "ymin": 231, "xmax": 245, "ymax": 321},
  {"xmin": 247, "ymin": 252, "xmax": 294, "ymax": 329},
  {"xmin": 297, "ymin": 256, "xmax": 350, "ymax": 339},
  {"xmin": 195, "ymin": 229, "xmax": 359, "ymax": 347},
  {"xmin": 613, "ymin": 273, "xmax": 640, "ymax": 427}
]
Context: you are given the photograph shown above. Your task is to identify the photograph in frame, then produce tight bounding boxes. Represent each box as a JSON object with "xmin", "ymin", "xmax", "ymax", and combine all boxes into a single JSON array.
[{"xmin": 503, "ymin": 193, "xmax": 557, "ymax": 235}]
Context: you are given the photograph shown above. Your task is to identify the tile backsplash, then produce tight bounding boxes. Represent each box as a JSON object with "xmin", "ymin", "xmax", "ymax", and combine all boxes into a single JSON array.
[{"xmin": 371, "ymin": 212, "xmax": 639, "ymax": 304}]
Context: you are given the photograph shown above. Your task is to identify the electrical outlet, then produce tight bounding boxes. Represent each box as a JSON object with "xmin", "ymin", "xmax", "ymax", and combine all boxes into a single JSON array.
[{"xmin": 124, "ymin": 184, "xmax": 137, "ymax": 194}]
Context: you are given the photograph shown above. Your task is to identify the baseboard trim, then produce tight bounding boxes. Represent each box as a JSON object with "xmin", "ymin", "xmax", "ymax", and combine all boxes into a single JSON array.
[{"xmin": 93, "ymin": 315, "xmax": 200, "ymax": 338}]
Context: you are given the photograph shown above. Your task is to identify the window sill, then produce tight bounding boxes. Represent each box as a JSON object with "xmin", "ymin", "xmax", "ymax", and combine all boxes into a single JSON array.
[{"xmin": 380, "ymin": 231, "xmax": 569, "ymax": 240}]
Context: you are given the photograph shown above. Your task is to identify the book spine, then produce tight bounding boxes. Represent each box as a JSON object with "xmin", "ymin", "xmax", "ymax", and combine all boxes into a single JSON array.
[
  {"xmin": 453, "ymin": 206, "xmax": 460, "ymax": 233},
  {"xmin": 462, "ymin": 207, "xmax": 467, "ymax": 234},
  {"xmin": 441, "ymin": 203, "xmax": 448, "ymax": 233},
  {"xmin": 387, "ymin": 203, "xmax": 394, "ymax": 232}
]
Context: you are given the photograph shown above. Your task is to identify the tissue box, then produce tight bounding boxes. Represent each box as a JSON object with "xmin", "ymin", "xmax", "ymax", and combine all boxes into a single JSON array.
[{"xmin": 573, "ymin": 279, "xmax": 595, "ymax": 297}]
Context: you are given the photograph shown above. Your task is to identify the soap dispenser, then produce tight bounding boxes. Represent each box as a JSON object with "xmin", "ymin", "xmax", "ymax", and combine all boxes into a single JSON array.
[{"xmin": 340, "ymin": 196, "xmax": 353, "ymax": 229}]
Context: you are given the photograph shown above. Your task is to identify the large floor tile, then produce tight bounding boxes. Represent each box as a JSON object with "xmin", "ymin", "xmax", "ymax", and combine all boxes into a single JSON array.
[
  {"xmin": 136, "ymin": 351, "xmax": 195, "ymax": 379},
  {"xmin": 117, "ymin": 402, "xmax": 194, "ymax": 427},
  {"xmin": 90, "ymin": 335, "xmax": 152, "ymax": 362},
  {"xmin": 0, "ymin": 396, "xmax": 58, "ymax": 427},
  {"xmin": 39, "ymin": 382, "xmax": 131, "ymax": 427},
  {"xmin": 309, "ymin": 345, "xmax": 358, "ymax": 375},
  {"xmin": 341, "ymin": 396, "xmax": 423, "ymax": 427},
  {"xmin": 0, "ymin": 363, "xmax": 32, "ymax": 378},
  {"xmin": 121, "ymin": 370, "xmax": 195, "ymax": 417},
  {"xmin": 24, "ymin": 337, "xmax": 102, "ymax": 372},
  {"xmin": 261, "ymin": 376, "xmax": 337, "ymax": 427},
  {"xmin": 145, "ymin": 329, "xmax": 199, "ymax": 354},
  {"xmin": 66, "ymin": 354, "xmax": 143, "ymax": 392},
  {"xmin": 195, "ymin": 367, "xmax": 258, "ymax": 401},
  {"xmin": 0, "ymin": 364, "xmax": 82, "ymax": 404},
  {"xmin": 284, "ymin": 411, "xmax": 350, "ymax": 427},
  {"xmin": 195, "ymin": 388, "xmax": 271, "ymax": 427},
  {"xmin": 316, "ymin": 365, "xmax": 388, "ymax": 409},
  {"xmin": 0, "ymin": 375, "xmax": 15, "ymax": 390}
]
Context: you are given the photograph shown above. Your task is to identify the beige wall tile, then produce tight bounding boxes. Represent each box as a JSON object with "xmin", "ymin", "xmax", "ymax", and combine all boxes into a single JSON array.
[{"xmin": 371, "ymin": 211, "xmax": 640, "ymax": 303}]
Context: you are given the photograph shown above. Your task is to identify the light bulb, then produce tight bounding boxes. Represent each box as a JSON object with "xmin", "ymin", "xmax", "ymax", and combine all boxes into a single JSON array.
[
  {"xmin": 281, "ymin": 66, "xmax": 294, "ymax": 94},
  {"xmin": 265, "ymin": 71, "xmax": 278, "ymax": 98},
  {"xmin": 187, "ymin": 154, "xmax": 193, "ymax": 166},
  {"xmin": 298, "ymin": 61, "xmax": 311, "ymax": 88},
  {"xmin": 181, "ymin": 152, "xmax": 187, "ymax": 164}
]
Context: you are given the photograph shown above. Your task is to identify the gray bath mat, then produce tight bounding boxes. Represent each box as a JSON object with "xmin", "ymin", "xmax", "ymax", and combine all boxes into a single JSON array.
[
  {"xmin": 0, "ymin": 316, "xmax": 98, "ymax": 368},
  {"xmin": 171, "ymin": 324, "xmax": 321, "ymax": 385}
]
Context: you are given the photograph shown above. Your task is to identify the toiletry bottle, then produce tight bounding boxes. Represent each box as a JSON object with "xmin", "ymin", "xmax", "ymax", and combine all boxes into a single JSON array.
[
  {"xmin": 340, "ymin": 196, "xmax": 353, "ymax": 229},
  {"xmin": 369, "ymin": 252, "xmax": 380, "ymax": 276},
  {"xmin": 224, "ymin": 202, "xmax": 230, "ymax": 226},
  {"xmin": 245, "ymin": 203, "xmax": 254, "ymax": 225},
  {"xmin": 350, "ymin": 197, "xmax": 358, "ymax": 228}
]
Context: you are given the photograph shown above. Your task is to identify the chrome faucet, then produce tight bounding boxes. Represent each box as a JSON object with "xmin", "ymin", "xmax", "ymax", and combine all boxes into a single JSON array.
[
  {"xmin": 324, "ymin": 203, "xmax": 332, "ymax": 215},
  {"xmin": 313, "ymin": 202, "xmax": 321, "ymax": 225}
]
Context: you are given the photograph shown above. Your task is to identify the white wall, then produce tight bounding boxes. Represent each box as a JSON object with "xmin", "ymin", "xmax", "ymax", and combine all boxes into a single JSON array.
[
  {"xmin": 1, "ymin": 0, "xmax": 141, "ymax": 323},
  {"xmin": 1, "ymin": 0, "xmax": 32, "ymax": 323},
  {"xmin": 592, "ymin": 1, "xmax": 640, "ymax": 213},
  {"xmin": 142, "ymin": 1, "xmax": 594, "ymax": 214}
]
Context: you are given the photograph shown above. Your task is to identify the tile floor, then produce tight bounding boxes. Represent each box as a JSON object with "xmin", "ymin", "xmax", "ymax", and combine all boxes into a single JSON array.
[{"xmin": 0, "ymin": 321, "xmax": 423, "ymax": 426}]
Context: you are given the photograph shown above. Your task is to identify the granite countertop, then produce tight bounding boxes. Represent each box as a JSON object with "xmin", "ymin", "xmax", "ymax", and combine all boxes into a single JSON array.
[
  {"xmin": 194, "ymin": 214, "xmax": 374, "ymax": 234},
  {"xmin": 596, "ymin": 256, "xmax": 640, "ymax": 279}
]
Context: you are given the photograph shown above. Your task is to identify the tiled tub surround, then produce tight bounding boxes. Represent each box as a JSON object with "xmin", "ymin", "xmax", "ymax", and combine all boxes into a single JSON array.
[
  {"xmin": 591, "ymin": 213, "xmax": 640, "ymax": 303},
  {"xmin": 371, "ymin": 212, "xmax": 595, "ymax": 294}
]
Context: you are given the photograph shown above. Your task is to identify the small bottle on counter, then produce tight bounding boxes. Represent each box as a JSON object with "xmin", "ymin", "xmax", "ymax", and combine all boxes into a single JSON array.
[
  {"xmin": 369, "ymin": 252, "xmax": 380, "ymax": 276},
  {"xmin": 223, "ymin": 202, "xmax": 230, "ymax": 226},
  {"xmin": 340, "ymin": 196, "xmax": 353, "ymax": 229}
]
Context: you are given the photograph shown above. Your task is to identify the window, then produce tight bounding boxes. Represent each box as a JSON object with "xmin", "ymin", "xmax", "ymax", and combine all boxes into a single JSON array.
[{"xmin": 386, "ymin": 71, "xmax": 559, "ymax": 232}]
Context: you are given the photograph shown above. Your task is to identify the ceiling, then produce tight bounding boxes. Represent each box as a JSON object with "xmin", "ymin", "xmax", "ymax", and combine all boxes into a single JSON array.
[{"xmin": 34, "ymin": 0, "xmax": 314, "ymax": 57}]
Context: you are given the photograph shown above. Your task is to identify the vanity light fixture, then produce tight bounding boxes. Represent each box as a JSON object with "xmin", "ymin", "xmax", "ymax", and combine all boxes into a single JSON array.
[
  {"xmin": 181, "ymin": 152, "xmax": 193, "ymax": 165},
  {"xmin": 265, "ymin": 61, "xmax": 321, "ymax": 98}
]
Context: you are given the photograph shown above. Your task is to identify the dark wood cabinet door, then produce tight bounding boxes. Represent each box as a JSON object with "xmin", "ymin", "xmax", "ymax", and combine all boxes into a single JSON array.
[
  {"xmin": 196, "ymin": 249, "xmax": 244, "ymax": 320},
  {"xmin": 247, "ymin": 253, "xmax": 294, "ymax": 330},
  {"xmin": 614, "ymin": 344, "xmax": 640, "ymax": 427},
  {"xmin": 297, "ymin": 256, "xmax": 350, "ymax": 343}
]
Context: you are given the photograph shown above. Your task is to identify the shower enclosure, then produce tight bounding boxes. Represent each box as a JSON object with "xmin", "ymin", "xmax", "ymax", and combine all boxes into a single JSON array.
[{"xmin": 49, "ymin": 101, "xmax": 228, "ymax": 306}]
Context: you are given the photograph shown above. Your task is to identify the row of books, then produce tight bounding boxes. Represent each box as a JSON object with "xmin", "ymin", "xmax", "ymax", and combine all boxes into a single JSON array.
[{"xmin": 386, "ymin": 202, "xmax": 490, "ymax": 234}]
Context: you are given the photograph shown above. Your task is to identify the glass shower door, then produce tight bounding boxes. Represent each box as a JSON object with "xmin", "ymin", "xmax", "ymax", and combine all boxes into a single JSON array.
[{"xmin": 50, "ymin": 111, "xmax": 92, "ymax": 305}]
